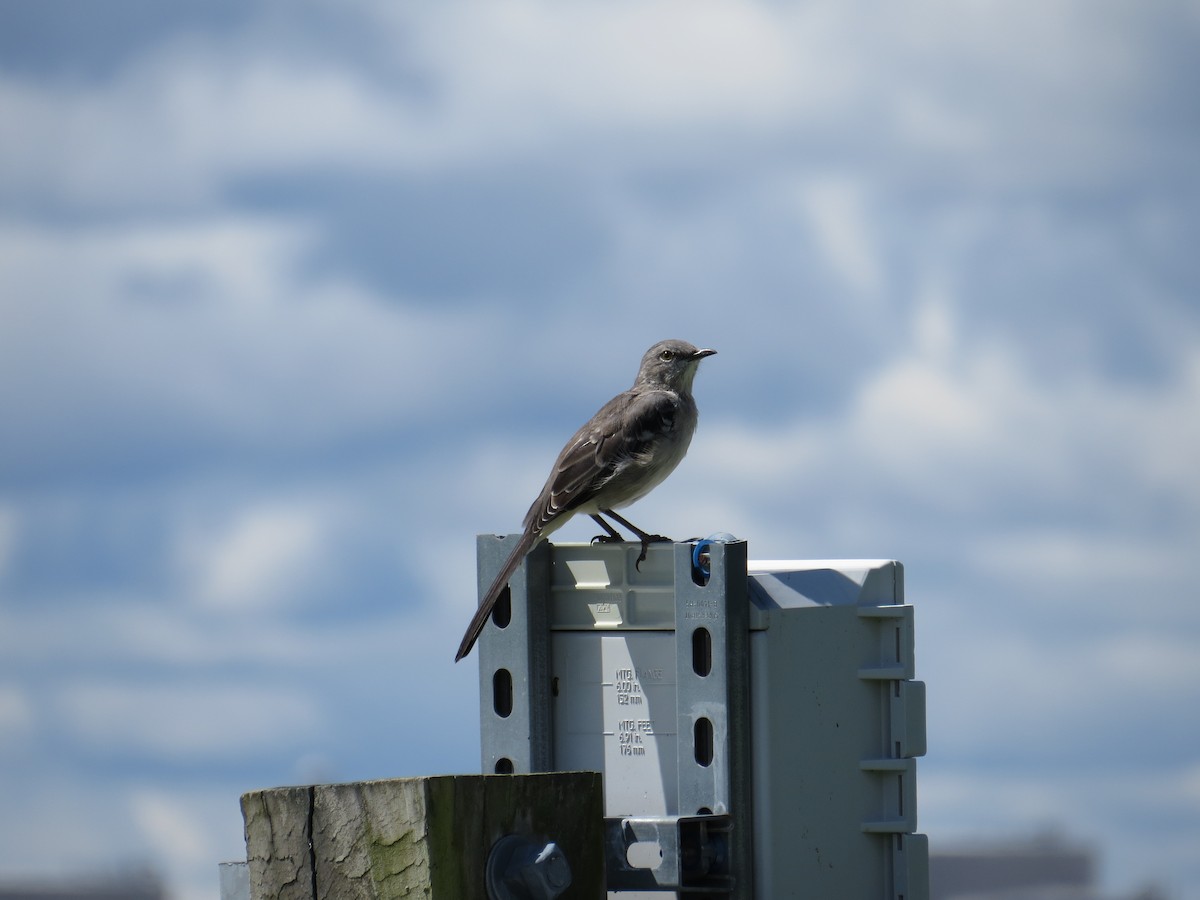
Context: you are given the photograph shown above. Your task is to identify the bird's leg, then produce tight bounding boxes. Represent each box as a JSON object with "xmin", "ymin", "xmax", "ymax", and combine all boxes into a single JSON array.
[
  {"xmin": 589, "ymin": 514, "xmax": 626, "ymax": 545},
  {"xmin": 600, "ymin": 509, "xmax": 671, "ymax": 570}
]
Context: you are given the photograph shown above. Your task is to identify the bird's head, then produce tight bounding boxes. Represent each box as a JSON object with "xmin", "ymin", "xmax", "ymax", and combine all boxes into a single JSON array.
[{"xmin": 635, "ymin": 339, "xmax": 717, "ymax": 391}]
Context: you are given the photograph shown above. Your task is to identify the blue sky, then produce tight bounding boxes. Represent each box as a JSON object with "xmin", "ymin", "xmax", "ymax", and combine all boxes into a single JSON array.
[{"xmin": 1, "ymin": 2, "xmax": 1198, "ymax": 898}]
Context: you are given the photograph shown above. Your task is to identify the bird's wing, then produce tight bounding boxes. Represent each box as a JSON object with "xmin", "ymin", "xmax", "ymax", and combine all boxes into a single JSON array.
[
  {"xmin": 458, "ymin": 390, "xmax": 680, "ymax": 662},
  {"xmin": 523, "ymin": 389, "xmax": 679, "ymax": 534}
]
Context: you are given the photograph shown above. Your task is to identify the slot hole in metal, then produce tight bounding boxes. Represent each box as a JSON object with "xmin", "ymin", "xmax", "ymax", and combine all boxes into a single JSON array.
[
  {"xmin": 692, "ymin": 627, "xmax": 712, "ymax": 677},
  {"xmin": 493, "ymin": 668, "xmax": 513, "ymax": 718},
  {"xmin": 492, "ymin": 586, "xmax": 512, "ymax": 628},
  {"xmin": 694, "ymin": 717, "xmax": 714, "ymax": 767}
]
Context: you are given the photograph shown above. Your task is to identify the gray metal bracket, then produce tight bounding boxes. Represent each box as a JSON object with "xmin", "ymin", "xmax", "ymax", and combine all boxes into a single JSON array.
[
  {"xmin": 604, "ymin": 814, "xmax": 733, "ymax": 893},
  {"xmin": 477, "ymin": 536, "xmax": 752, "ymax": 898},
  {"xmin": 670, "ymin": 540, "xmax": 752, "ymax": 899},
  {"xmin": 477, "ymin": 534, "xmax": 554, "ymax": 774}
]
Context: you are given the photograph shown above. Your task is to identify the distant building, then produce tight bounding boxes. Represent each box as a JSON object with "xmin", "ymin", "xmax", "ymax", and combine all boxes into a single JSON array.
[
  {"xmin": 930, "ymin": 832, "xmax": 1167, "ymax": 900},
  {"xmin": 0, "ymin": 869, "xmax": 165, "ymax": 900}
]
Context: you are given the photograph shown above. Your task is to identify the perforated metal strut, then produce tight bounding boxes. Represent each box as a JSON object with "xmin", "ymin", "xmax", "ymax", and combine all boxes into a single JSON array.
[{"xmin": 476, "ymin": 537, "xmax": 752, "ymax": 898}]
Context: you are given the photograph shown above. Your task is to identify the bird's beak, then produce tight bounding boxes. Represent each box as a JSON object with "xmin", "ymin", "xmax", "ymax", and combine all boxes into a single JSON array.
[{"xmin": 693, "ymin": 348, "xmax": 717, "ymax": 360}]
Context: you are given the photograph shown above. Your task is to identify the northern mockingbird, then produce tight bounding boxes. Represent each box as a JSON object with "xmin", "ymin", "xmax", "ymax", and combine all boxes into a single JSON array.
[{"xmin": 455, "ymin": 339, "xmax": 716, "ymax": 662}]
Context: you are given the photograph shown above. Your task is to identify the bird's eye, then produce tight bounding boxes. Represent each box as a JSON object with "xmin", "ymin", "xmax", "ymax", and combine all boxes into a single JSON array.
[{"xmin": 659, "ymin": 349, "xmax": 675, "ymax": 361}]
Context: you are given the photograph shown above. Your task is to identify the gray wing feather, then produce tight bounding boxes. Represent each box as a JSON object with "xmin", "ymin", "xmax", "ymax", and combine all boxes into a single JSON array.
[
  {"xmin": 523, "ymin": 389, "xmax": 679, "ymax": 533},
  {"xmin": 456, "ymin": 389, "xmax": 680, "ymax": 663}
]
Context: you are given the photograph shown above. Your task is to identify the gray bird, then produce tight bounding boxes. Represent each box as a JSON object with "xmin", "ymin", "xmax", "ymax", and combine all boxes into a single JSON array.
[{"xmin": 455, "ymin": 339, "xmax": 716, "ymax": 662}]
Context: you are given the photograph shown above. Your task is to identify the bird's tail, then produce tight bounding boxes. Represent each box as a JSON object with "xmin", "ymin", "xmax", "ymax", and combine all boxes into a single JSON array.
[{"xmin": 455, "ymin": 529, "xmax": 540, "ymax": 662}]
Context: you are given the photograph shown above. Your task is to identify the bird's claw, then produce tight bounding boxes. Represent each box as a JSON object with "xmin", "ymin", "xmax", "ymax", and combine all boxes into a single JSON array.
[
  {"xmin": 591, "ymin": 534, "xmax": 623, "ymax": 545},
  {"xmin": 635, "ymin": 534, "xmax": 673, "ymax": 571}
]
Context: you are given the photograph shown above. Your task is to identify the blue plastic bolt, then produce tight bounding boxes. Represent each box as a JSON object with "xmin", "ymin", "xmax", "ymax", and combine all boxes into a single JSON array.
[{"xmin": 692, "ymin": 533, "xmax": 740, "ymax": 580}]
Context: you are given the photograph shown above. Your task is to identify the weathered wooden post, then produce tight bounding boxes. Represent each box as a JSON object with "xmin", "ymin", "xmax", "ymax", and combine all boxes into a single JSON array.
[{"xmin": 240, "ymin": 773, "xmax": 604, "ymax": 899}]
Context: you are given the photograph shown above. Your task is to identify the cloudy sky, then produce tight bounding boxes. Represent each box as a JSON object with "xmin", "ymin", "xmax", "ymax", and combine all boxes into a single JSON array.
[{"xmin": 1, "ymin": 1, "xmax": 1198, "ymax": 898}]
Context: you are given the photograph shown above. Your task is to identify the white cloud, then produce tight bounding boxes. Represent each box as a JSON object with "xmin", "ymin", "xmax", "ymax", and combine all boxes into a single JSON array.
[
  {"xmin": 414, "ymin": 1, "xmax": 807, "ymax": 133},
  {"xmin": 0, "ymin": 684, "xmax": 32, "ymax": 739},
  {"xmin": 0, "ymin": 55, "xmax": 413, "ymax": 208},
  {"xmin": 0, "ymin": 772, "xmax": 249, "ymax": 900},
  {"xmin": 0, "ymin": 215, "xmax": 516, "ymax": 475},
  {"xmin": 923, "ymin": 618, "xmax": 1200, "ymax": 745},
  {"xmin": 0, "ymin": 505, "xmax": 15, "ymax": 577},
  {"xmin": 921, "ymin": 763, "xmax": 1200, "ymax": 840},
  {"xmin": 964, "ymin": 528, "xmax": 1198, "ymax": 600},
  {"xmin": 0, "ymin": 0, "xmax": 1178, "ymax": 214},
  {"xmin": 799, "ymin": 177, "xmax": 884, "ymax": 298},
  {"xmin": 180, "ymin": 503, "xmax": 327, "ymax": 611},
  {"xmin": 55, "ymin": 681, "xmax": 321, "ymax": 759},
  {"xmin": 129, "ymin": 789, "xmax": 220, "ymax": 873},
  {"xmin": 696, "ymin": 293, "xmax": 1200, "ymax": 523},
  {"xmin": 129, "ymin": 787, "xmax": 246, "ymax": 900}
]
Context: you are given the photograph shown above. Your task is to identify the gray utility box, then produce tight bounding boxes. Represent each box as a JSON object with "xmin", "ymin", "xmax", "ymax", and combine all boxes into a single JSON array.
[{"xmin": 476, "ymin": 535, "xmax": 929, "ymax": 899}]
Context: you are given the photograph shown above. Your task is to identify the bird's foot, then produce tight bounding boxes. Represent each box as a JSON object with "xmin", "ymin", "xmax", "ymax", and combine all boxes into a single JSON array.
[
  {"xmin": 635, "ymin": 534, "xmax": 673, "ymax": 570},
  {"xmin": 591, "ymin": 533, "xmax": 624, "ymax": 545}
]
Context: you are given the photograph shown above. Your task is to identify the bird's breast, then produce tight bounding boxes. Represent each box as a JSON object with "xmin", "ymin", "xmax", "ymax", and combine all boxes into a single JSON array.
[{"xmin": 603, "ymin": 412, "xmax": 697, "ymax": 509}]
